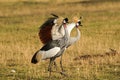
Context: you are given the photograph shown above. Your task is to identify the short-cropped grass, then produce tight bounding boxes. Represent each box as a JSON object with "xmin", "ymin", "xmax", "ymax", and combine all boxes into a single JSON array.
[{"xmin": 0, "ymin": 0, "xmax": 120, "ymax": 80}]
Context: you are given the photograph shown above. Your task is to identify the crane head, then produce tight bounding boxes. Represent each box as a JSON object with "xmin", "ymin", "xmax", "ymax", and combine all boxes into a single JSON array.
[
  {"xmin": 76, "ymin": 20, "xmax": 82, "ymax": 27},
  {"xmin": 73, "ymin": 16, "xmax": 83, "ymax": 28},
  {"xmin": 63, "ymin": 18, "xmax": 68, "ymax": 24}
]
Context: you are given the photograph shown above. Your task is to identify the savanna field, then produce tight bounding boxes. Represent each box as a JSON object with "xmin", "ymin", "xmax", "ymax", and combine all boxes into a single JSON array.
[{"xmin": 0, "ymin": 0, "xmax": 120, "ymax": 80}]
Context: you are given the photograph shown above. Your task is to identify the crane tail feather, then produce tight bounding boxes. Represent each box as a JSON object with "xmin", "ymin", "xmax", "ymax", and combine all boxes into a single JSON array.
[{"xmin": 31, "ymin": 50, "xmax": 41, "ymax": 64}]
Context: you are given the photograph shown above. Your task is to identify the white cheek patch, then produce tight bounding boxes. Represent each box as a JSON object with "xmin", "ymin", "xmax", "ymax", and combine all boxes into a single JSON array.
[
  {"xmin": 76, "ymin": 23, "xmax": 79, "ymax": 26},
  {"xmin": 53, "ymin": 19, "xmax": 57, "ymax": 24},
  {"xmin": 41, "ymin": 47, "xmax": 60, "ymax": 60},
  {"xmin": 63, "ymin": 20, "xmax": 65, "ymax": 24}
]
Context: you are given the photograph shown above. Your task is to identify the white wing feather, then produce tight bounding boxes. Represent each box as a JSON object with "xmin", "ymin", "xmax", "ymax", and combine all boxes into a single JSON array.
[
  {"xmin": 51, "ymin": 24, "xmax": 65, "ymax": 40},
  {"xmin": 40, "ymin": 47, "xmax": 60, "ymax": 60}
]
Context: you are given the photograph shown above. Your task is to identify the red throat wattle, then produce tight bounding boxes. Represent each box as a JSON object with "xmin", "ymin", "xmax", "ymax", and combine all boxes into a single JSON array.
[{"xmin": 63, "ymin": 24, "xmax": 67, "ymax": 28}]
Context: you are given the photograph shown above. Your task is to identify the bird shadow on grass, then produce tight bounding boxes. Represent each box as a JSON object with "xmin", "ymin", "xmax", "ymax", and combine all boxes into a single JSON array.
[{"xmin": 73, "ymin": 48, "xmax": 119, "ymax": 61}]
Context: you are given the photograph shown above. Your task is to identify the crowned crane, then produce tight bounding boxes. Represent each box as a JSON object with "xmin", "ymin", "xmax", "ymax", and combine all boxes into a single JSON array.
[
  {"xmin": 31, "ymin": 17, "xmax": 69, "ymax": 76},
  {"xmin": 31, "ymin": 15, "xmax": 82, "ymax": 77}
]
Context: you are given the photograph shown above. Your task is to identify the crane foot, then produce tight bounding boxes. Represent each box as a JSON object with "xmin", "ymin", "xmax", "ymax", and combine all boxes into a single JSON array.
[{"xmin": 60, "ymin": 71, "xmax": 68, "ymax": 77}]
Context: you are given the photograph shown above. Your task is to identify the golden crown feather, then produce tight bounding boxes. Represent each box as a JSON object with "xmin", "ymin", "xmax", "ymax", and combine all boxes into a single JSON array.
[{"xmin": 73, "ymin": 17, "xmax": 79, "ymax": 23}]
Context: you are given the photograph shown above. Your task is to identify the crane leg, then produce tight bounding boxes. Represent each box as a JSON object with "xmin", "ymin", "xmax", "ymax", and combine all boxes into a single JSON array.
[
  {"xmin": 60, "ymin": 55, "xmax": 64, "ymax": 72},
  {"xmin": 48, "ymin": 58, "xmax": 55, "ymax": 78},
  {"xmin": 48, "ymin": 57, "xmax": 67, "ymax": 77},
  {"xmin": 60, "ymin": 55, "xmax": 68, "ymax": 77},
  {"xmin": 53, "ymin": 61, "xmax": 58, "ymax": 71},
  {"xmin": 48, "ymin": 58, "xmax": 53, "ymax": 77},
  {"xmin": 48, "ymin": 60, "xmax": 52, "ymax": 77}
]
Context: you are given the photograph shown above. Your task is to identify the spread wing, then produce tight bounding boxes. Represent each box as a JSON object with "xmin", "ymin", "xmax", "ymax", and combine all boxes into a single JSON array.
[
  {"xmin": 39, "ymin": 15, "xmax": 66, "ymax": 44},
  {"xmin": 39, "ymin": 17, "xmax": 57, "ymax": 44}
]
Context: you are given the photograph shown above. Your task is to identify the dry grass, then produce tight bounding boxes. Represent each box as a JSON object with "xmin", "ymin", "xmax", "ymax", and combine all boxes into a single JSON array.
[{"xmin": 0, "ymin": 0, "xmax": 120, "ymax": 80}]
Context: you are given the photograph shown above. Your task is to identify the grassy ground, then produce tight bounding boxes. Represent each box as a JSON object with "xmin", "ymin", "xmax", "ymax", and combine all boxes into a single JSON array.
[{"xmin": 0, "ymin": 0, "xmax": 120, "ymax": 80}]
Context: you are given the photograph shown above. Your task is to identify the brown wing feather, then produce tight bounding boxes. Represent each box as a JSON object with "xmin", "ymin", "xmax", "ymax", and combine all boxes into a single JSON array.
[{"xmin": 39, "ymin": 17, "xmax": 56, "ymax": 44}]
